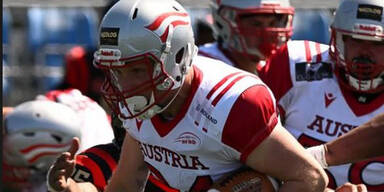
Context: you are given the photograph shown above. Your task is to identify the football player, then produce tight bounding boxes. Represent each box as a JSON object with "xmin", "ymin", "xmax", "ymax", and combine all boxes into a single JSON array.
[
  {"xmin": 199, "ymin": 0, "xmax": 294, "ymax": 75},
  {"xmin": 259, "ymin": 0, "xmax": 384, "ymax": 190},
  {"xmin": 47, "ymin": 0, "xmax": 328, "ymax": 191},
  {"xmin": 2, "ymin": 100, "xmax": 82, "ymax": 191}
]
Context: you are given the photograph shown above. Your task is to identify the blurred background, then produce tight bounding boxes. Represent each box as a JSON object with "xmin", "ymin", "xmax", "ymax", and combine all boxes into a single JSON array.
[{"xmin": 2, "ymin": 0, "xmax": 339, "ymax": 106}]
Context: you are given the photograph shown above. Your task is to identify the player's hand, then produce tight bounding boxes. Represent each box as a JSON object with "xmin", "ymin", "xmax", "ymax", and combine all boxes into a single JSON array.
[
  {"xmin": 335, "ymin": 183, "xmax": 367, "ymax": 192},
  {"xmin": 47, "ymin": 137, "xmax": 80, "ymax": 192},
  {"xmin": 325, "ymin": 182, "xmax": 367, "ymax": 192}
]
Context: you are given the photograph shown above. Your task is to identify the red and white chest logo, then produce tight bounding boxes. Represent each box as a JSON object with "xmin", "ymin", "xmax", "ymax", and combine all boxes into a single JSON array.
[
  {"xmin": 324, "ymin": 92, "xmax": 336, "ymax": 108},
  {"xmin": 145, "ymin": 12, "xmax": 190, "ymax": 43},
  {"xmin": 174, "ymin": 132, "xmax": 201, "ymax": 146}
]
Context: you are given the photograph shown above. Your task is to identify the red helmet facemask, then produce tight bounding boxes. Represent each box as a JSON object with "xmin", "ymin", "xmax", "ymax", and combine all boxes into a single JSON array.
[
  {"xmin": 330, "ymin": 29, "xmax": 384, "ymax": 94},
  {"xmin": 94, "ymin": 51, "xmax": 176, "ymax": 119},
  {"xmin": 219, "ymin": 5, "xmax": 294, "ymax": 60}
]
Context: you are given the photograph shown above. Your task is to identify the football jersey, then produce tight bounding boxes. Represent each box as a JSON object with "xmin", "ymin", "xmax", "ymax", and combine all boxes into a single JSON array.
[
  {"xmin": 38, "ymin": 89, "xmax": 114, "ymax": 152},
  {"xmin": 122, "ymin": 55, "xmax": 279, "ymax": 191},
  {"xmin": 72, "ymin": 143, "xmax": 178, "ymax": 192},
  {"xmin": 72, "ymin": 143, "xmax": 120, "ymax": 190},
  {"xmin": 260, "ymin": 40, "xmax": 384, "ymax": 191}
]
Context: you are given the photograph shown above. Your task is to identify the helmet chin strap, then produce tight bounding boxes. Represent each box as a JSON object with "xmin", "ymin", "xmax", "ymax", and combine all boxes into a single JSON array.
[
  {"xmin": 120, "ymin": 93, "xmax": 160, "ymax": 120},
  {"xmin": 346, "ymin": 73, "xmax": 383, "ymax": 92},
  {"xmin": 120, "ymin": 81, "xmax": 184, "ymax": 120}
]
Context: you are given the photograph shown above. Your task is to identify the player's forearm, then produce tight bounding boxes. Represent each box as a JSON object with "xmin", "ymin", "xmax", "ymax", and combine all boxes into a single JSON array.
[
  {"xmin": 104, "ymin": 175, "xmax": 148, "ymax": 192},
  {"xmin": 325, "ymin": 114, "xmax": 384, "ymax": 166},
  {"xmin": 104, "ymin": 164, "xmax": 149, "ymax": 192},
  {"xmin": 278, "ymin": 175, "xmax": 327, "ymax": 192}
]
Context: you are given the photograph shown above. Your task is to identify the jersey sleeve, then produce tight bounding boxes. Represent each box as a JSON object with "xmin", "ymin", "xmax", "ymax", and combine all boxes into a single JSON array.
[
  {"xmin": 221, "ymin": 85, "xmax": 279, "ymax": 163},
  {"xmin": 71, "ymin": 143, "xmax": 120, "ymax": 191},
  {"xmin": 258, "ymin": 43, "xmax": 293, "ymax": 102}
]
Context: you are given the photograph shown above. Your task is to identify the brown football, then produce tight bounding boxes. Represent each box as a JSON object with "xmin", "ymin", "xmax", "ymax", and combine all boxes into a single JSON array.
[{"xmin": 209, "ymin": 168, "xmax": 278, "ymax": 192}]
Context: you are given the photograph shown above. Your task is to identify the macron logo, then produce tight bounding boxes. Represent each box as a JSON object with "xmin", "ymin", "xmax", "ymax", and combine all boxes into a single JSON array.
[{"xmin": 324, "ymin": 92, "xmax": 336, "ymax": 108}]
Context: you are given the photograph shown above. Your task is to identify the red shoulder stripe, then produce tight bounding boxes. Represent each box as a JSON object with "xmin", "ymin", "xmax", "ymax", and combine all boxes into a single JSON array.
[
  {"xmin": 211, "ymin": 74, "xmax": 254, "ymax": 106},
  {"xmin": 304, "ymin": 40, "xmax": 312, "ymax": 63},
  {"xmin": 315, "ymin": 42, "xmax": 322, "ymax": 63},
  {"xmin": 206, "ymin": 72, "xmax": 242, "ymax": 100}
]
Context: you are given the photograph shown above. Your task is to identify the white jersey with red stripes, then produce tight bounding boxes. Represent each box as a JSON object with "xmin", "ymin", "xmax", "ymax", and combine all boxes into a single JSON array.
[
  {"xmin": 123, "ymin": 55, "xmax": 279, "ymax": 191},
  {"xmin": 260, "ymin": 40, "xmax": 384, "ymax": 191},
  {"xmin": 37, "ymin": 89, "xmax": 114, "ymax": 152}
]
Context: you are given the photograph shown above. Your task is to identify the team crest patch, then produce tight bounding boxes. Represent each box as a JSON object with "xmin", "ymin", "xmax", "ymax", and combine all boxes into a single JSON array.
[
  {"xmin": 100, "ymin": 27, "xmax": 120, "ymax": 46},
  {"xmin": 295, "ymin": 62, "xmax": 333, "ymax": 81},
  {"xmin": 357, "ymin": 4, "xmax": 383, "ymax": 22}
]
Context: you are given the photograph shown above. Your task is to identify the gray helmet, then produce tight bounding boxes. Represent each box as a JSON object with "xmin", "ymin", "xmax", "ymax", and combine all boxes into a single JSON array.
[
  {"xmin": 330, "ymin": 0, "xmax": 384, "ymax": 93},
  {"xmin": 3, "ymin": 100, "xmax": 81, "ymax": 173},
  {"xmin": 94, "ymin": 0, "xmax": 198, "ymax": 119},
  {"xmin": 211, "ymin": 0, "xmax": 294, "ymax": 60}
]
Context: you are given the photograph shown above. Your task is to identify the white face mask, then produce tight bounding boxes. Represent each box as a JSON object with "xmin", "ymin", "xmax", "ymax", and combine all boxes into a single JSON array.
[
  {"xmin": 346, "ymin": 72, "xmax": 384, "ymax": 92},
  {"xmin": 119, "ymin": 94, "xmax": 162, "ymax": 120}
]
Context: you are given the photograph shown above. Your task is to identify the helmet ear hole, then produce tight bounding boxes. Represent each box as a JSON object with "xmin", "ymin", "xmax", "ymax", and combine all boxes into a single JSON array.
[
  {"xmin": 132, "ymin": 8, "xmax": 138, "ymax": 19},
  {"xmin": 215, "ymin": 21, "xmax": 223, "ymax": 30},
  {"xmin": 175, "ymin": 47, "xmax": 185, "ymax": 64},
  {"xmin": 51, "ymin": 134, "xmax": 63, "ymax": 143}
]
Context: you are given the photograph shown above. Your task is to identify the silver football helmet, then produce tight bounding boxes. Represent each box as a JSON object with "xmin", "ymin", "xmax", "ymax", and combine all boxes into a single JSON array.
[
  {"xmin": 3, "ymin": 100, "xmax": 81, "ymax": 175},
  {"xmin": 330, "ymin": 0, "xmax": 384, "ymax": 93},
  {"xmin": 94, "ymin": 0, "xmax": 198, "ymax": 119},
  {"xmin": 211, "ymin": 0, "xmax": 294, "ymax": 60}
]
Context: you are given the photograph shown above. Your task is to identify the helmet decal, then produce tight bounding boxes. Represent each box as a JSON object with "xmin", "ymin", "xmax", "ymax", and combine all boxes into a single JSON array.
[
  {"xmin": 356, "ymin": 4, "xmax": 383, "ymax": 21},
  {"xmin": 100, "ymin": 27, "xmax": 120, "ymax": 46},
  {"xmin": 20, "ymin": 142, "xmax": 72, "ymax": 164},
  {"xmin": 145, "ymin": 12, "xmax": 190, "ymax": 43}
]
